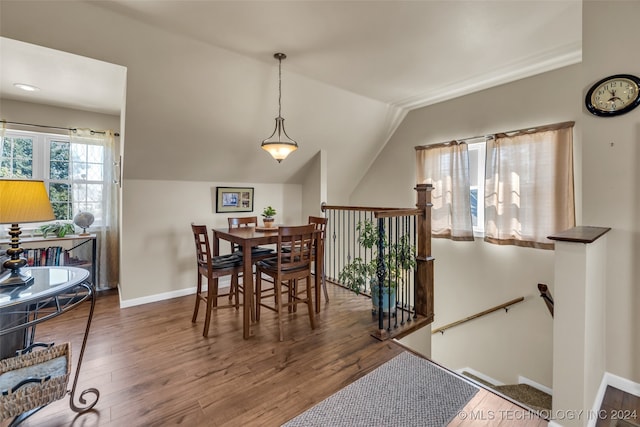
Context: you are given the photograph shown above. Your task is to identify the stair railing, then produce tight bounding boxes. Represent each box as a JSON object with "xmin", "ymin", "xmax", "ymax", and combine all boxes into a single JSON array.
[
  {"xmin": 431, "ymin": 296, "xmax": 525, "ymax": 334},
  {"xmin": 537, "ymin": 283, "xmax": 554, "ymax": 317},
  {"xmin": 322, "ymin": 184, "xmax": 434, "ymax": 339}
]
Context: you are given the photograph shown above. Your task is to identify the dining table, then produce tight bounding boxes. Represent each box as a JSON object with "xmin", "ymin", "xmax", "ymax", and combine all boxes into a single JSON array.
[{"xmin": 212, "ymin": 226, "xmax": 323, "ymax": 339}]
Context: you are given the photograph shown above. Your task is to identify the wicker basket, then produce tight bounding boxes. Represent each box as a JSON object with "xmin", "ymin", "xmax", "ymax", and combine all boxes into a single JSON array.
[{"xmin": 0, "ymin": 343, "xmax": 71, "ymax": 420}]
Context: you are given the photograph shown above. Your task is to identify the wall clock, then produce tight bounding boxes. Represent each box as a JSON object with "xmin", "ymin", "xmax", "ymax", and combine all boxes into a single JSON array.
[{"xmin": 585, "ymin": 74, "xmax": 640, "ymax": 117}]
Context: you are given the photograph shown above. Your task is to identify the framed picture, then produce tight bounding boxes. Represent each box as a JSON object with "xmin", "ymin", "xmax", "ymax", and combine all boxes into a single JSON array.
[{"xmin": 215, "ymin": 187, "xmax": 254, "ymax": 213}]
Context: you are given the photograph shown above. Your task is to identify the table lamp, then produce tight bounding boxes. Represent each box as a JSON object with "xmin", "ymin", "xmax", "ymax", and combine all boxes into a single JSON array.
[{"xmin": 0, "ymin": 179, "xmax": 55, "ymax": 287}]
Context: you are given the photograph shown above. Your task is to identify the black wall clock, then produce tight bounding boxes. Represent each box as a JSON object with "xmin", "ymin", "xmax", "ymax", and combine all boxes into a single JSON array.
[{"xmin": 585, "ymin": 74, "xmax": 640, "ymax": 117}]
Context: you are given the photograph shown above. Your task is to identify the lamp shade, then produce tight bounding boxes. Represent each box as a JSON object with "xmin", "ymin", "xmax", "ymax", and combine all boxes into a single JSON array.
[
  {"xmin": 0, "ymin": 179, "xmax": 55, "ymax": 224},
  {"xmin": 261, "ymin": 53, "xmax": 299, "ymax": 163},
  {"xmin": 261, "ymin": 117, "xmax": 298, "ymax": 163}
]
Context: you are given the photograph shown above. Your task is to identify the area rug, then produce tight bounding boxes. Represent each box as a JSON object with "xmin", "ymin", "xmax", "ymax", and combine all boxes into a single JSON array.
[{"xmin": 282, "ymin": 351, "xmax": 479, "ymax": 427}]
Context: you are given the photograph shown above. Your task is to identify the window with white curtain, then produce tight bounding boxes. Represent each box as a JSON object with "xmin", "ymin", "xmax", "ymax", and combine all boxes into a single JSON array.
[
  {"xmin": 1, "ymin": 129, "xmax": 106, "ymax": 225},
  {"xmin": 415, "ymin": 141, "xmax": 474, "ymax": 241},
  {"xmin": 416, "ymin": 121, "xmax": 575, "ymax": 249},
  {"xmin": 1, "ymin": 126, "xmax": 120, "ymax": 289},
  {"xmin": 484, "ymin": 123, "xmax": 575, "ymax": 249}
]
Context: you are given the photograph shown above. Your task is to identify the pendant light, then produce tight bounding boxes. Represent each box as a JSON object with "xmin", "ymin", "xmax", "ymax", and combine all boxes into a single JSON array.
[{"xmin": 261, "ymin": 53, "xmax": 298, "ymax": 163}]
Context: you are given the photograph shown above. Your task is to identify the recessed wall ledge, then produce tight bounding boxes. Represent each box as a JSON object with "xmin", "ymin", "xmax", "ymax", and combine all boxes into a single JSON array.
[{"xmin": 548, "ymin": 226, "xmax": 612, "ymax": 244}]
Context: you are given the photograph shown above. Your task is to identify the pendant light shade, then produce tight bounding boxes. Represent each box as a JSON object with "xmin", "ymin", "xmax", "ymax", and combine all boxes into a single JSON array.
[{"xmin": 261, "ymin": 53, "xmax": 298, "ymax": 163}]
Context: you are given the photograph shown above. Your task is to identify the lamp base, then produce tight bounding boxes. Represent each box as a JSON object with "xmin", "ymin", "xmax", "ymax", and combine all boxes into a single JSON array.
[{"xmin": 0, "ymin": 269, "xmax": 34, "ymax": 288}]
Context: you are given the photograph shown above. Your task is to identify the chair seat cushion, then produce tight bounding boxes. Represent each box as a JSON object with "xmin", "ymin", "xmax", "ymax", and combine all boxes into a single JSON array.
[
  {"xmin": 256, "ymin": 257, "xmax": 308, "ymax": 273},
  {"xmin": 211, "ymin": 253, "xmax": 242, "ymax": 269},
  {"xmin": 234, "ymin": 247, "xmax": 275, "ymax": 257}
]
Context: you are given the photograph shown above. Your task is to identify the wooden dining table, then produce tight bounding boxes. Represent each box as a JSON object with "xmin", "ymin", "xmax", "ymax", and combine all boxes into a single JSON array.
[{"xmin": 212, "ymin": 226, "xmax": 323, "ymax": 339}]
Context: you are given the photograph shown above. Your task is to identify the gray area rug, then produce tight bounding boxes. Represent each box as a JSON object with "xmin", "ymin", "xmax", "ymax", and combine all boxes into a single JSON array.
[{"xmin": 283, "ymin": 352, "xmax": 479, "ymax": 427}]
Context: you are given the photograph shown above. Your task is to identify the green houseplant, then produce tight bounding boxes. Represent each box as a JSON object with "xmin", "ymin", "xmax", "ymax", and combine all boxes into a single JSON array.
[
  {"xmin": 261, "ymin": 206, "xmax": 277, "ymax": 228},
  {"xmin": 339, "ymin": 219, "xmax": 416, "ymax": 313},
  {"xmin": 39, "ymin": 221, "xmax": 76, "ymax": 238}
]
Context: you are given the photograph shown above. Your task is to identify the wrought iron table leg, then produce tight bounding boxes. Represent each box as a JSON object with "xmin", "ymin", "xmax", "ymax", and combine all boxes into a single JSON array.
[{"xmin": 69, "ymin": 282, "xmax": 100, "ymax": 413}]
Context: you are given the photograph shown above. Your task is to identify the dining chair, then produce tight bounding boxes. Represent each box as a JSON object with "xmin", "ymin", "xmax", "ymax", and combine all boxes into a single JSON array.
[
  {"xmin": 227, "ymin": 216, "xmax": 275, "ymax": 260},
  {"xmin": 191, "ymin": 223, "xmax": 243, "ymax": 337},
  {"xmin": 308, "ymin": 216, "xmax": 329, "ymax": 304},
  {"xmin": 254, "ymin": 224, "xmax": 317, "ymax": 341}
]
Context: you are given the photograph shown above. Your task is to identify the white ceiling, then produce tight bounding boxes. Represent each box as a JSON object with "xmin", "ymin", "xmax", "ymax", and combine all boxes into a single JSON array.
[
  {"xmin": 0, "ymin": 37, "xmax": 126, "ymax": 115},
  {"xmin": 0, "ymin": 0, "xmax": 582, "ymax": 199},
  {"xmin": 1, "ymin": 0, "xmax": 581, "ymax": 115}
]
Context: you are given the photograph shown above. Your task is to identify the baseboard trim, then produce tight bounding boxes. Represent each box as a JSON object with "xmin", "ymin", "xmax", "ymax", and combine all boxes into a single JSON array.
[
  {"xmin": 518, "ymin": 375, "xmax": 553, "ymax": 396},
  {"xmin": 456, "ymin": 367, "xmax": 505, "ymax": 386},
  {"xmin": 588, "ymin": 372, "xmax": 640, "ymax": 427},
  {"xmin": 118, "ymin": 278, "xmax": 232, "ymax": 308}
]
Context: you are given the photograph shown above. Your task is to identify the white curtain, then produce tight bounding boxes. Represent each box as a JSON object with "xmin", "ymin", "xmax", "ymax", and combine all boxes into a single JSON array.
[
  {"xmin": 416, "ymin": 142, "xmax": 474, "ymax": 241},
  {"xmin": 70, "ymin": 129, "xmax": 119, "ymax": 288},
  {"xmin": 484, "ymin": 124, "xmax": 575, "ymax": 249}
]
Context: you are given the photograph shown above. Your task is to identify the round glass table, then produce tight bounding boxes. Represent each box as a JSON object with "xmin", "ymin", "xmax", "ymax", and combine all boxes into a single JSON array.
[{"xmin": 0, "ymin": 266, "xmax": 99, "ymax": 423}]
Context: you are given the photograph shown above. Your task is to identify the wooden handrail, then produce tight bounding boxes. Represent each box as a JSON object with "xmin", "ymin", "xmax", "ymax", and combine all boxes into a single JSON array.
[
  {"xmin": 538, "ymin": 283, "xmax": 554, "ymax": 317},
  {"xmin": 321, "ymin": 204, "xmax": 415, "ymax": 213},
  {"xmin": 431, "ymin": 297, "xmax": 525, "ymax": 334},
  {"xmin": 375, "ymin": 208, "xmax": 422, "ymax": 218}
]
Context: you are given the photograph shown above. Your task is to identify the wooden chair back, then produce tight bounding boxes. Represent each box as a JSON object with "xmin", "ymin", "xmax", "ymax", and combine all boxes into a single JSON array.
[
  {"xmin": 227, "ymin": 216, "xmax": 258, "ymax": 253},
  {"xmin": 308, "ymin": 216, "xmax": 329, "ymax": 304},
  {"xmin": 276, "ymin": 224, "xmax": 317, "ymax": 273},
  {"xmin": 308, "ymin": 216, "xmax": 327, "ymax": 253},
  {"xmin": 190, "ymin": 223, "xmax": 241, "ymax": 337},
  {"xmin": 255, "ymin": 223, "xmax": 317, "ymax": 341},
  {"xmin": 192, "ymin": 224, "xmax": 213, "ymax": 271},
  {"xmin": 228, "ymin": 216, "xmax": 259, "ymax": 228}
]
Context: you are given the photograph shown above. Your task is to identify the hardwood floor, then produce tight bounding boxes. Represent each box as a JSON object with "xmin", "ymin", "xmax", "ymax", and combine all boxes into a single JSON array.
[{"xmin": 3, "ymin": 284, "xmax": 547, "ymax": 426}]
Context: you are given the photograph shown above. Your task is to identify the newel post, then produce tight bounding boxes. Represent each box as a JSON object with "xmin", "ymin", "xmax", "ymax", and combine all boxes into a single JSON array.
[{"xmin": 415, "ymin": 184, "xmax": 434, "ymax": 323}]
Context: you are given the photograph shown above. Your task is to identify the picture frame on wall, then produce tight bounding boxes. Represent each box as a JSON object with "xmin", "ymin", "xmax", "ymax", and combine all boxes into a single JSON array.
[{"xmin": 215, "ymin": 187, "xmax": 254, "ymax": 213}]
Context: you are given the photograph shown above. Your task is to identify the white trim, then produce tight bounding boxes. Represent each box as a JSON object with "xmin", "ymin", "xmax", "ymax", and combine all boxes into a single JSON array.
[
  {"xmin": 456, "ymin": 367, "xmax": 505, "ymax": 386},
  {"xmin": 118, "ymin": 278, "xmax": 232, "ymax": 308},
  {"xmin": 587, "ymin": 372, "xmax": 640, "ymax": 427},
  {"xmin": 548, "ymin": 420, "xmax": 563, "ymax": 427},
  {"xmin": 119, "ymin": 286, "xmax": 194, "ymax": 308},
  {"xmin": 394, "ymin": 41, "xmax": 582, "ymax": 110},
  {"xmin": 518, "ymin": 375, "xmax": 553, "ymax": 396}
]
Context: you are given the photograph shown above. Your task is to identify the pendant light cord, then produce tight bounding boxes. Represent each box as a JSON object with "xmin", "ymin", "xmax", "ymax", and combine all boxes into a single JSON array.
[{"xmin": 278, "ymin": 55, "xmax": 282, "ymax": 118}]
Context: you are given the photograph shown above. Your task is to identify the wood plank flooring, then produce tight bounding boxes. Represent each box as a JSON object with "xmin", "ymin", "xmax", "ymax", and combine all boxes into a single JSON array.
[{"xmin": 2, "ymin": 284, "xmax": 547, "ymax": 426}]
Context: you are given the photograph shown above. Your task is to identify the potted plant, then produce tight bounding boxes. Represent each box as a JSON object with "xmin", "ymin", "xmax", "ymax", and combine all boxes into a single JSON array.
[
  {"xmin": 339, "ymin": 219, "xmax": 416, "ymax": 314},
  {"xmin": 261, "ymin": 206, "xmax": 277, "ymax": 228},
  {"xmin": 39, "ymin": 221, "xmax": 76, "ymax": 238}
]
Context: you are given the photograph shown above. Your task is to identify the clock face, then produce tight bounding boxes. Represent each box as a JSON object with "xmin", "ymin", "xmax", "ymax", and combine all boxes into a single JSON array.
[{"xmin": 586, "ymin": 74, "xmax": 640, "ymax": 117}]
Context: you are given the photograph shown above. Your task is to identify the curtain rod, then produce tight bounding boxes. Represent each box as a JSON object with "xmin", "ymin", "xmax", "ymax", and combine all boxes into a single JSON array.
[
  {"xmin": 1, "ymin": 120, "xmax": 120, "ymax": 137},
  {"xmin": 415, "ymin": 120, "xmax": 574, "ymax": 151}
]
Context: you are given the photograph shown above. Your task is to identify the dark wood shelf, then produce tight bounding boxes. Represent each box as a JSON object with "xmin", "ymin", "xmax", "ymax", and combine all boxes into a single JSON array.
[{"xmin": 548, "ymin": 226, "xmax": 611, "ymax": 244}]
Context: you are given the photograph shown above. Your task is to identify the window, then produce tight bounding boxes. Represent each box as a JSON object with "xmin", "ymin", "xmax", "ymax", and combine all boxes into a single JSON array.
[
  {"xmin": 1, "ymin": 135, "xmax": 34, "ymax": 178},
  {"xmin": 416, "ymin": 121, "xmax": 575, "ymax": 248},
  {"xmin": 467, "ymin": 140, "xmax": 486, "ymax": 235},
  {"xmin": 1, "ymin": 130, "xmax": 107, "ymax": 226},
  {"xmin": 415, "ymin": 142, "xmax": 474, "ymax": 241},
  {"xmin": 484, "ymin": 124, "xmax": 575, "ymax": 249}
]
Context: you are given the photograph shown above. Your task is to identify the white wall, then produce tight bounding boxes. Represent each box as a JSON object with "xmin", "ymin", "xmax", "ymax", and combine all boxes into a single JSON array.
[
  {"xmin": 0, "ymin": 0, "xmax": 398, "ymax": 204},
  {"xmin": 431, "ymin": 239, "xmax": 554, "ymax": 386},
  {"xmin": 300, "ymin": 150, "xmax": 326, "ymax": 220},
  {"xmin": 1, "ymin": 99, "xmax": 120, "ymax": 135},
  {"xmin": 120, "ymin": 179, "xmax": 301, "ymax": 304},
  {"xmin": 552, "ymin": 236, "xmax": 608, "ymax": 427},
  {"xmin": 582, "ymin": 0, "xmax": 640, "ymax": 383},
  {"xmin": 351, "ymin": 64, "xmax": 582, "ymax": 388}
]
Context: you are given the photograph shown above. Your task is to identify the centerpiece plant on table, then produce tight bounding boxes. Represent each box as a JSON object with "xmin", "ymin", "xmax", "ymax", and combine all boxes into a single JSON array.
[{"xmin": 261, "ymin": 206, "xmax": 277, "ymax": 228}]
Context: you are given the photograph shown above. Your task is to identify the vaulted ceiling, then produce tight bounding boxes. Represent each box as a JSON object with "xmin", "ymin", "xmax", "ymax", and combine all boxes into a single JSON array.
[{"xmin": 0, "ymin": 0, "xmax": 581, "ymax": 199}]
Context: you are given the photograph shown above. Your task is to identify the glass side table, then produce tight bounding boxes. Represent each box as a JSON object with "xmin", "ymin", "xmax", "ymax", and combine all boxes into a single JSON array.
[{"xmin": 0, "ymin": 266, "xmax": 100, "ymax": 424}]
